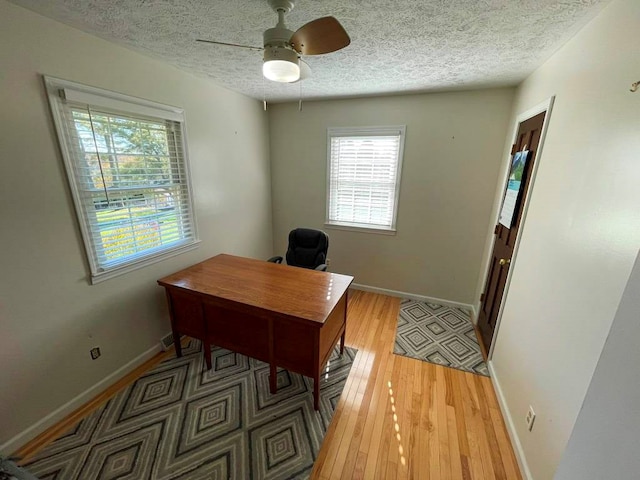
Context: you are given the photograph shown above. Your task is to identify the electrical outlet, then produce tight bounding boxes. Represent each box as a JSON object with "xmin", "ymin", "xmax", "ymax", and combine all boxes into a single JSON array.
[
  {"xmin": 525, "ymin": 405, "xmax": 536, "ymax": 431},
  {"xmin": 90, "ymin": 346, "xmax": 101, "ymax": 360}
]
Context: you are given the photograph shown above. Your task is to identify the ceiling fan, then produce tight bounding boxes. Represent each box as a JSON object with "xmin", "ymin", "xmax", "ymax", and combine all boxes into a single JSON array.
[{"xmin": 197, "ymin": 0, "xmax": 350, "ymax": 83}]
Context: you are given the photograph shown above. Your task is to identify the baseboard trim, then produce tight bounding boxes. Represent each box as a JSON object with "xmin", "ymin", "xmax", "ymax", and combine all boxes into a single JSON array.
[
  {"xmin": 469, "ymin": 304, "xmax": 479, "ymax": 324},
  {"xmin": 488, "ymin": 360, "xmax": 532, "ymax": 480},
  {"xmin": 350, "ymin": 283, "xmax": 475, "ymax": 313},
  {"xmin": 1, "ymin": 343, "xmax": 161, "ymax": 455}
]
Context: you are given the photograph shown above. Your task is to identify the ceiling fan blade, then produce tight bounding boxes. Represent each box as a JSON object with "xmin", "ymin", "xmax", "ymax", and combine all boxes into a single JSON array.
[
  {"xmin": 196, "ymin": 39, "xmax": 263, "ymax": 52},
  {"xmin": 290, "ymin": 16, "xmax": 350, "ymax": 55}
]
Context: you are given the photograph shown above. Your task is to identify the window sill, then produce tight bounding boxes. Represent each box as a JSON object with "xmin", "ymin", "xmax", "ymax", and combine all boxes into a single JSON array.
[
  {"xmin": 90, "ymin": 240, "xmax": 201, "ymax": 284},
  {"xmin": 324, "ymin": 223, "xmax": 397, "ymax": 235}
]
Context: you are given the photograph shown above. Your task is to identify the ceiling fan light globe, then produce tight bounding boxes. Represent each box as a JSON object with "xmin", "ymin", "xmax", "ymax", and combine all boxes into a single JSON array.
[
  {"xmin": 263, "ymin": 46, "xmax": 300, "ymax": 82},
  {"xmin": 263, "ymin": 59, "xmax": 300, "ymax": 82}
]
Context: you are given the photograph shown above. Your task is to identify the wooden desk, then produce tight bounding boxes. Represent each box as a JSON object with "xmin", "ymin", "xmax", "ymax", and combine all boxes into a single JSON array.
[{"xmin": 157, "ymin": 254, "xmax": 354, "ymax": 410}]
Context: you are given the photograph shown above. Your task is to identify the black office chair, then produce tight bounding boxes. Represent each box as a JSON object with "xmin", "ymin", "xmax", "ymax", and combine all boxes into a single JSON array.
[{"xmin": 268, "ymin": 228, "xmax": 329, "ymax": 271}]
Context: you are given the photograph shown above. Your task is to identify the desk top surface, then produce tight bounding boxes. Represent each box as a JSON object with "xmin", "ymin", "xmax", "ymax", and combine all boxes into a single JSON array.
[{"xmin": 158, "ymin": 254, "xmax": 354, "ymax": 325}]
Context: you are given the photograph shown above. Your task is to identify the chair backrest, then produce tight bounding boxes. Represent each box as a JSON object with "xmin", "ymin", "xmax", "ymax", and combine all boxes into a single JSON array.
[{"xmin": 285, "ymin": 228, "xmax": 329, "ymax": 269}]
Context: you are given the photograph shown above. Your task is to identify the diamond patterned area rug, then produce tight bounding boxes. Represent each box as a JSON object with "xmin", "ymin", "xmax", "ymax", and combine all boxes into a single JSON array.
[
  {"xmin": 393, "ymin": 299, "xmax": 489, "ymax": 376},
  {"xmin": 24, "ymin": 339, "xmax": 357, "ymax": 480}
]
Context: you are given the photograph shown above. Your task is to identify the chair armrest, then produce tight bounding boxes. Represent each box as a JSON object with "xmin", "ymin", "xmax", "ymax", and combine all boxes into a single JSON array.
[
  {"xmin": 314, "ymin": 264, "xmax": 328, "ymax": 271},
  {"xmin": 267, "ymin": 256, "xmax": 283, "ymax": 264}
]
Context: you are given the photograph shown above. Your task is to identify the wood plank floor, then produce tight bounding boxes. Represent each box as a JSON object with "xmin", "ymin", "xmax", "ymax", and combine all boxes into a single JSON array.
[
  {"xmin": 15, "ymin": 289, "xmax": 521, "ymax": 479},
  {"xmin": 311, "ymin": 290, "xmax": 521, "ymax": 480}
]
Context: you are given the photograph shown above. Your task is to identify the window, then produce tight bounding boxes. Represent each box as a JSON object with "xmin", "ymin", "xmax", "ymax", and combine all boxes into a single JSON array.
[
  {"xmin": 326, "ymin": 126, "xmax": 406, "ymax": 232},
  {"xmin": 44, "ymin": 76, "xmax": 198, "ymax": 283}
]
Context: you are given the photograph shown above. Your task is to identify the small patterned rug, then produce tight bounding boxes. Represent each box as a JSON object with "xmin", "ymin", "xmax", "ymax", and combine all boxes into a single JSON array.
[
  {"xmin": 393, "ymin": 299, "xmax": 489, "ymax": 376},
  {"xmin": 24, "ymin": 339, "xmax": 357, "ymax": 480}
]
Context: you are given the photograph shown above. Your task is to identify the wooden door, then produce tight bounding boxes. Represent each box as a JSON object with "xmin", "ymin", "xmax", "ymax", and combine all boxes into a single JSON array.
[{"xmin": 478, "ymin": 111, "xmax": 546, "ymax": 352}]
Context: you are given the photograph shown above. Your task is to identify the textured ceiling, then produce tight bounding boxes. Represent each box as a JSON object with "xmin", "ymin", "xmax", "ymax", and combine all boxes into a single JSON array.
[{"xmin": 11, "ymin": 0, "xmax": 610, "ymax": 102}]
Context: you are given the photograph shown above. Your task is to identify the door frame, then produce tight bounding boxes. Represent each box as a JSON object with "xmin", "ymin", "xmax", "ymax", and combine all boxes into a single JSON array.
[{"xmin": 482, "ymin": 96, "xmax": 555, "ymax": 359}]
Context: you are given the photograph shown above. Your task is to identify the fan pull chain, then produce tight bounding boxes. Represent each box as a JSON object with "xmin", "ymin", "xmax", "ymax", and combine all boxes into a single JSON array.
[
  {"xmin": 262, "ymin": 75, "xmax": 267, "ymax": 111},
  {"xmin": 298, "ymin": 76, "xmax": 303, "ymax": 112}
]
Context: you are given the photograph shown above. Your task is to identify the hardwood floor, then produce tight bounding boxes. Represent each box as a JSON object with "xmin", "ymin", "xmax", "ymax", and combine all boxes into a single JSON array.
[
  {"xmin": 311, "ymin": 290, "xmax": 521, "ymax": 480},
  {"xmin": 15, "ymin": 289, "xmax": 521, "ymax": 479}
]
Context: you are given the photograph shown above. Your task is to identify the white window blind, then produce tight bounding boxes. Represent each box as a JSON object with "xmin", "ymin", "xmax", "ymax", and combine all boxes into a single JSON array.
[
  {"xmin": 44, "ymin": 76, "xmax": 198, "ymax": 283},
  {"xmin": 326, "ymin": 126, "xmax": 406, "ymax": 232}
]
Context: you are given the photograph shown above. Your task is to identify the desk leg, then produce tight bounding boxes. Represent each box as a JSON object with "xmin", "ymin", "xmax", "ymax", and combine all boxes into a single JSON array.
[
  {"xmin": 268, "ymin": 320, "xmax": 277, "ymax": 394},
  {"xmin": 173, "ymin": 330, "xmax": 183, "ymax": 358},
  {"xmin": 165, "ymin": 291, "xmax": 182, "ymax": 358},
  {"xmin": 314, "ymin": 374, "xmax": 320, "ymax": 410},
  {"xmin": 270, "ymin": 363, "xmax": 277, "ymax": 394},
  {"xmin": 340, "ymin": 289, "xmax": 348, "ymax": 356},
  {"xmin": 203, "ymin": 340, "xmax": 212, "ymax": 370}
]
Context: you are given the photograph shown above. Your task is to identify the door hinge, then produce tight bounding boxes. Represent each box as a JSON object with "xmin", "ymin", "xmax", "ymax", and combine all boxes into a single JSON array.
[
  {"xmin": 480, "ymin": 293, "xmax": 485, "ymax": 302},
  {"xmin": 511, "ymin": 143, "xmax": 517, "ymax": 155},
  {"xmin": 494, "ymin": 224, "xmax": 499, "ymax": 235}
]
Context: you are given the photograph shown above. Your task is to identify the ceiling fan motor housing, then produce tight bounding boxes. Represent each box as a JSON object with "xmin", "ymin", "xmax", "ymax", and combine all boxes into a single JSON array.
[
  {"xmin": 263, "ymin": 24, "xmax": 298, "ymax": 64},
  {"xmin": 263, "ymin": 43, "xmax": 299, "ymax": 66},
  {"xmin": 263, "ymin": 26, "xmax": 295, "ymax": 48}
]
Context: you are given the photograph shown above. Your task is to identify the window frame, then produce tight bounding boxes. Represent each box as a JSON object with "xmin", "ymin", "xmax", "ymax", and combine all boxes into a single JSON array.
[
  {"xmin": 44, "ymin": 76, "xmax": 199, "ymax": 284},
  {"xmin": 325, "ymin": 125, "xmax": 406, "ymax": 234}
]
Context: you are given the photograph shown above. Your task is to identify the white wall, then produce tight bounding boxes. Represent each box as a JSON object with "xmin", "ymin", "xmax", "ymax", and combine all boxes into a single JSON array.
[
  {"xmin": 484, "ymin": 0, "xmax": 640, "ymax": 478},
  {"xmin": 0, "ymin": 1, "xmax": 272, "ymax": 450},
  {"xmin": 269, "ymin": 89, "xmax": 514, "ymax": 305},
  {"xmin": 554, "ymin": 249, "xmax": 640, "ymax": 479}
]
